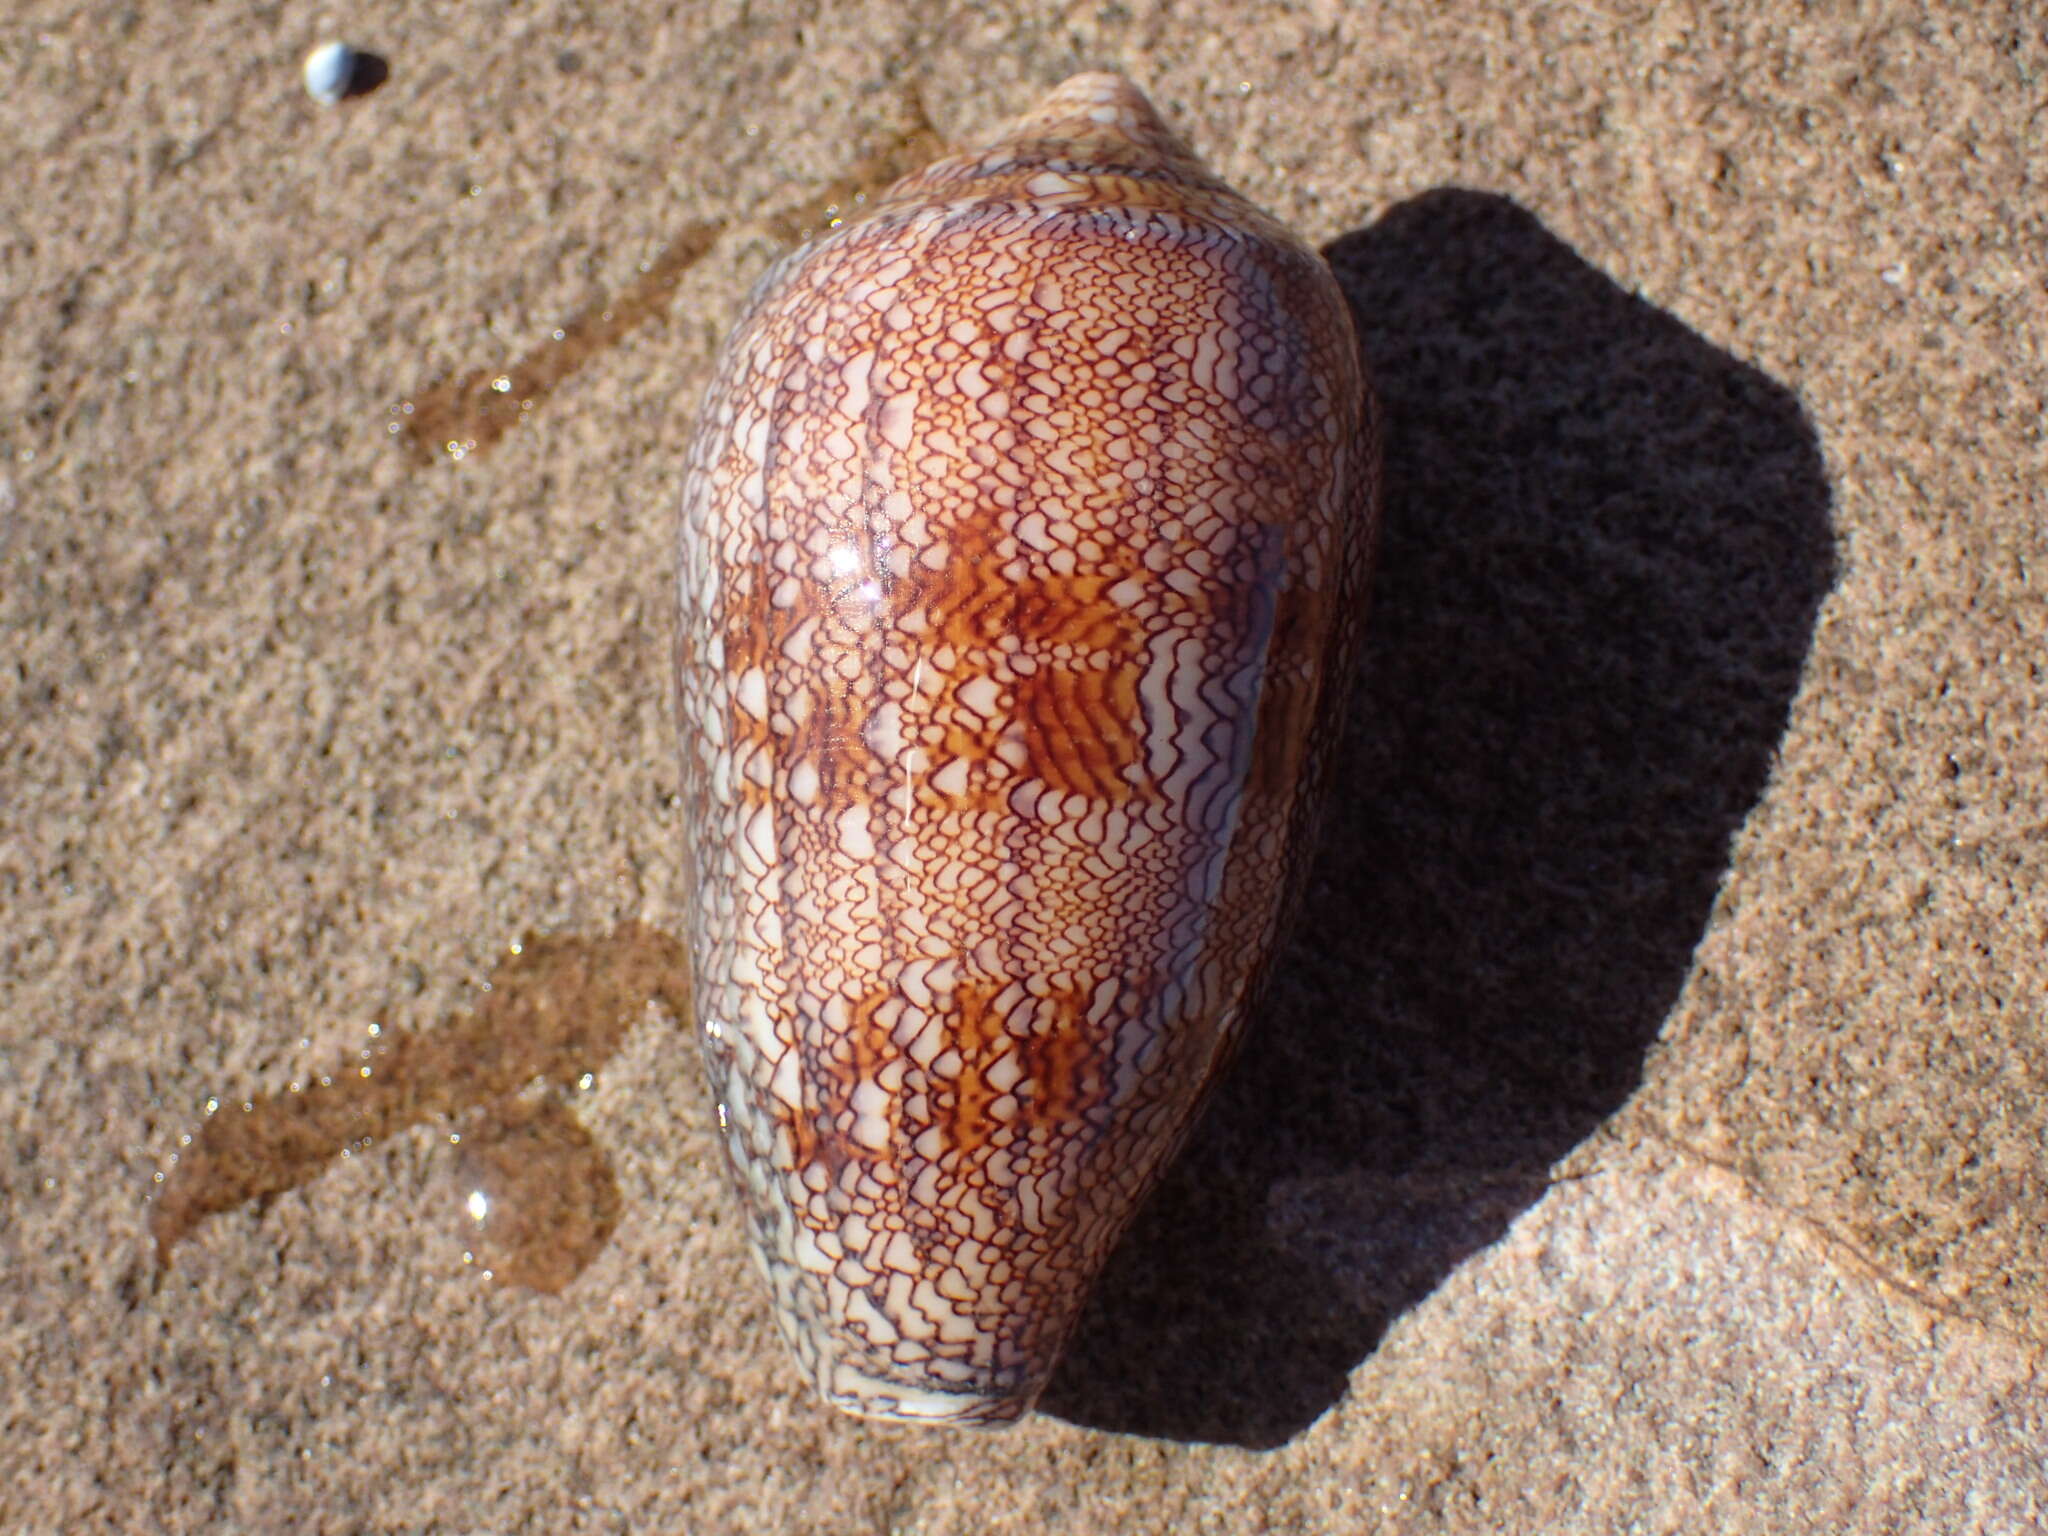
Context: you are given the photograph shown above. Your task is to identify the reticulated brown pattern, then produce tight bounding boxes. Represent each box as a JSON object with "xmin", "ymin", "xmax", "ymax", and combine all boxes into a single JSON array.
[{"xmin": 674, "ymin": 73, "xmax": 1378, "ymax": 1425}]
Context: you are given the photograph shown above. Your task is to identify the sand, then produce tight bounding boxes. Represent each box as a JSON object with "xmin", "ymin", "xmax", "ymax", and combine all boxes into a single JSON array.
[{"xmin": 5, "ymin": 1, "xmax": 2044, "ymax": 1530}]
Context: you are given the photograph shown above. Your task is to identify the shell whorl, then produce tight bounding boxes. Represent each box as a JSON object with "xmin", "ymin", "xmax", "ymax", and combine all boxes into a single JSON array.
[{"xmin": 673, "ymin": 72, "xmax": 1377, "ymax": 1425}]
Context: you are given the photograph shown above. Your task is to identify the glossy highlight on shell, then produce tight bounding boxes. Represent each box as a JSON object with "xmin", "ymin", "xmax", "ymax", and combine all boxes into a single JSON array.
[{"xmin": 673, "ymin": 72, "xmax": 1378, "ymax": 1425}]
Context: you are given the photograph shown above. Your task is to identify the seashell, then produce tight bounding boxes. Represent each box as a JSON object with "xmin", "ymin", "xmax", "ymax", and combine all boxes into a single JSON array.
[
  {"xmin": 673, "ymin": 72, "xmax": 1378, "ymax": 1426},
  {"xmin": 301, "ymin": 42, "xmax": 358, "ymax": 105}
]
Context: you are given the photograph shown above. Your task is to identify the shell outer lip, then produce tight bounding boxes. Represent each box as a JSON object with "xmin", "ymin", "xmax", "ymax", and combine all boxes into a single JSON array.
[{"xmin": 819, "ymin": 1368, "xmax": 1037, "ymax": 1429}]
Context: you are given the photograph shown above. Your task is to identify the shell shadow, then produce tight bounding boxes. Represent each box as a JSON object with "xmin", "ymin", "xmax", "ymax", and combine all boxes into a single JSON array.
[{"xmin": 1038, "ymin": 189, "xmax": 1837, "ymax": 1446}]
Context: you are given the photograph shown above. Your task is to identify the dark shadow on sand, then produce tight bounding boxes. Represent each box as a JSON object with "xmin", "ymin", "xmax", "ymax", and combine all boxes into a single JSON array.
[{"xmin": 1040, "ymin": 189, "xmax": 1836, "ymax": 1446}]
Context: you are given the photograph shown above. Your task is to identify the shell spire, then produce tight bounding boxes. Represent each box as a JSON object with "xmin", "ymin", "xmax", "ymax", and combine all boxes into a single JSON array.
[
  {"xmin": 674, "ymin": 72, "xmax": 1378, "ymax": 1425},
  {"xmin": 970, "ymin": 70, "xmax": 1210, "ymax": 175}
]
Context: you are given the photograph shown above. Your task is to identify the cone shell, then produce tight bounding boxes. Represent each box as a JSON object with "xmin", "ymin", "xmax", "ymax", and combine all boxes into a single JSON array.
[{"xmin": 673, "ymin": 73, "xmax": 1378, "ymax": 1425}]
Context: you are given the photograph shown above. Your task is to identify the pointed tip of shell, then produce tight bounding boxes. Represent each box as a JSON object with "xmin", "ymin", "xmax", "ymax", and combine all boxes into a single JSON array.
[
  {"xmin": 1028, "ymin": 71, "xmax": 1169, "ymax": 131},
  {"xmin": 991, "ymin": 70, "xmax": 1199, "ymax": 168}
]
